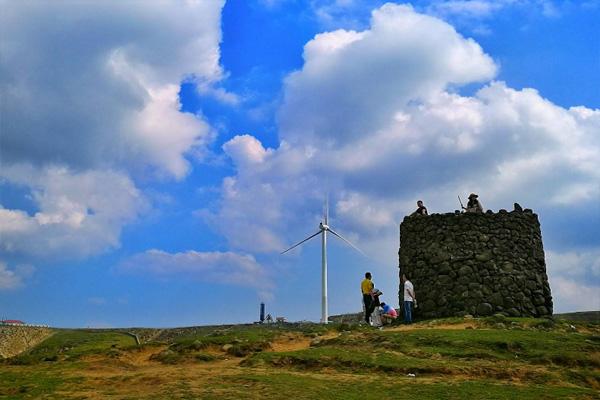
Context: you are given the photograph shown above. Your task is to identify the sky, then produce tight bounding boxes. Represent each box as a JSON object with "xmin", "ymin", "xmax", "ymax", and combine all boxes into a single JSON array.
[{"xmin": 0, "ymin": 0, "xmax": 599, "ymax": 328}]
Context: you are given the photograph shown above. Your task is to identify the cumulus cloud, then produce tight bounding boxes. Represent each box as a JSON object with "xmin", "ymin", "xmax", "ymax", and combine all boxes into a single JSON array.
[
  {"xmin": 0, "ymin": 1, "xmax": 226, "ymax": 268},
  {"xmin": 0, "ymin": 262, "xmax": 34, "ymax": 290},
  {"xmin": 0, "ymin": 0, "xmax": 224, "ymax": 179},
  {"xmin": 546, "ymin": 249, "xmax": 600, "ymax": 312},
  {"xmin": 550, "ymin": 277, "xmax": 600, "ymax": 312},
  {"xmin": 279, "ymin": 3, "xmax": 496, "ymax": 145},
  {"xmin": 222, "ymin": 135, "xmax": 274, "ymax": 169},
  {"xmin": 119, "ymin": 249, "xmax": 272, "ymax": 298},
  {"xmin": 202, "ymin": 4, "xmax": 600, "ymax": 313},
  {"xmin": 547, "ymin": 249, "xmax": 600, "ymax": 280},
  {"xmin": 0, "ymin": 165, "xmax": 146, "ymax": 260}
]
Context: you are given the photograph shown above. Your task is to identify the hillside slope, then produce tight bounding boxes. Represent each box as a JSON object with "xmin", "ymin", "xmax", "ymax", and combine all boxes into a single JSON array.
[
  {"xmin": 1, "ymin": 317, "xmax": 599, "ymax": 399},
  {"xmin": 0, "ymin": 326, "xmax": 53, "ymax": 359}
]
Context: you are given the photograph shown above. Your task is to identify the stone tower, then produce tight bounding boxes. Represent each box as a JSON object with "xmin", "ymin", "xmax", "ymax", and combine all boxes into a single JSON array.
[{"xmin": 398, "ymin": 209, "xmax": 553, "ymax": 318}]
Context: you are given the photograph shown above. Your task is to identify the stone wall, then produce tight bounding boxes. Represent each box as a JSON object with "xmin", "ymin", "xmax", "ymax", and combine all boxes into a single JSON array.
[
  {"xmin": 0, "ymin": 326, "xmax": 53, "ymax": 358},
  {"xmin": 398, "ymin": 209, "xmax": 553, "ymax": 318}
]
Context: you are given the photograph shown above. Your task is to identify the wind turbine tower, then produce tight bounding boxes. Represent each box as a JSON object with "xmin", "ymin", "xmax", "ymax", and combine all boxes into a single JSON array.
[{"xmin": 281, "ymin": 201, "xmax": 364, "ymax": 323}]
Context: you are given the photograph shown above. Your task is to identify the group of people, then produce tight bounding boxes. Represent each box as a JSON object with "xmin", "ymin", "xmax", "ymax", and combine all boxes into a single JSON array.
[
  {"xmin": 360, "ymin": 272, "xmax": 416, "ymax": 328},
  {"xmin": 410, "ymin": 193, "xmax": 484, "ymax": 216},
  {"xmin": 357, "ymin": 193, "xmax": 484, "ymax": 328}
]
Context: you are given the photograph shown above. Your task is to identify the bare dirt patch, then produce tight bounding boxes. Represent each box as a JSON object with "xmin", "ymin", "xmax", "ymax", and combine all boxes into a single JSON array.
[
  {"xmin": 269, "ymin": 331, "xmax": 339, "ymax": 352},
  {"xmin": 59, "ymin": 347, "xmax": 246, "ymax": 398}
]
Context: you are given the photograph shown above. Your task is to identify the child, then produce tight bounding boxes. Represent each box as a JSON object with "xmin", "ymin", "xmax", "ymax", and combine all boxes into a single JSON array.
[{"xmin": 380, "ymin": 302, "xmax": 398, "ymax": 324}]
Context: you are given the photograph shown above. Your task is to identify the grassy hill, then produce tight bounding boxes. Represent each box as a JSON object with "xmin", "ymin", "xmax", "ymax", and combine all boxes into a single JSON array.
[{"xmin": 1, "ymin": 315, "xmax": 598, "ymax": 399}]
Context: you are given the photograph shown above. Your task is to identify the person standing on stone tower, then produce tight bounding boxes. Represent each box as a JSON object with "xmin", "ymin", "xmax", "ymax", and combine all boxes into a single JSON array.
[
  {"xmin": 361, "ymin": 272, "xmax": 374, "ymax": 324},
  {"xmin": 410, "ymin": 200, "xmax": 428, "ymax": 216},
  {"xmin": 463, "ymin": 193, "xmax": 483, "ymax": 213},
  {"xmin": 402, "ymin": 274, "xmax": 416, "ymax": 324}
]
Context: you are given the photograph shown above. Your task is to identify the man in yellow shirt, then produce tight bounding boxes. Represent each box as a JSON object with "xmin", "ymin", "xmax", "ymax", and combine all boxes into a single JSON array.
[{"xmin": 361, "ymin": 272, "xmax": 374, "ymax": 324}]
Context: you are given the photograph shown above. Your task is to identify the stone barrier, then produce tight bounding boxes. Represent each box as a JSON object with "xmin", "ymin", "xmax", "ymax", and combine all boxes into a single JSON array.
[
  {"xmin": 398, "ymin": 209, "xmax": 553, "ymax": 318},
  {"xmin": 0, "ymin": 326, "xmax": 53, "ymax": 358}
]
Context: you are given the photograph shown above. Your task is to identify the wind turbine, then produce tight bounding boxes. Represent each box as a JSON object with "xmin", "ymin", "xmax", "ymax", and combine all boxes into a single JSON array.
[{"xmin": 281, "ymin": 200, "xmax": 364, "ymax": 324}]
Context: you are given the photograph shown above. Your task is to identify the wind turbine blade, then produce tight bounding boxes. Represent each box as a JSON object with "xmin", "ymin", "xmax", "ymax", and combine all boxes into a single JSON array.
[
  {"xmin": 325, "ymin": 194, "xmax": 329, "ymax": 225},
  {"xmin": 322, "ymin": 196, "xmax": 329, "ymax": 225},
  {"xmin": 328, "ymin": 228, "xmax": 366, "ymax": 256},
  {"xmin": 281, "ymin": 230, "xmax": 322, "ymax": 254}
]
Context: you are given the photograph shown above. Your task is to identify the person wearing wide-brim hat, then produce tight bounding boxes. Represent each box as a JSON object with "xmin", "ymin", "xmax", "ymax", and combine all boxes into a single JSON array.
[{"xmin": 463, "ymin": 193, "xmax": 483, "ymax": 213}]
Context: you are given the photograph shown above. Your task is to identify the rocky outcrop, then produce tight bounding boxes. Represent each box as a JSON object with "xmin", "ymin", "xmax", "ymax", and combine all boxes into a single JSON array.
[
  {"xmin": 0, "ymin": 326, "xmax": 53, "ymax": 358},
  {"xmin": 399, "ymin": 209, "xmax": 553, "ymax": 318}
]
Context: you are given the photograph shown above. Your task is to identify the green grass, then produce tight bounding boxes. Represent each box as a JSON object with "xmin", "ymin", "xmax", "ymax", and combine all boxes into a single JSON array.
[
  {"xmin": 149, "ymin": 322, "xmax": 344, "ymax": 359},
  {"xmin": 0, "ymin": 368, "xmax": 85, "ymax": 399},
  {"xmin": 246, "ymin": 326, "xmax": 600, "ymax": 389},
  {"xmin": 376, "ymin": 329, "xmax": 600, "ymax": 366},
  {"xmin": 163, "ymin": 322, "xmax": 336, "ymax": 345},
  {"xmin": 1, "ymin": 319, "xmax": 598, "ymax": 399},
  {"xmin": 5, "ymin": 329, "xmax": 136, "ymax": 365},
  {"xmin": 198, "ymin": 373, "xmax": 598, "ymax": 400}
]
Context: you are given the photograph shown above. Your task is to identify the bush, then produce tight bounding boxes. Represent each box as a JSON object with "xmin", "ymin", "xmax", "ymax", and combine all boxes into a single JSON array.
[
  {"xmin": 334, "ymin": 323, "xmax": 353, "ymax": 332},
  {"xmin": 195, "ymin": 353, "xmax": 217, "ymax": 362},
  {"xmin": 8, "ymin": 355, "xmax": 38, "ymax": 365},
  {"xmin": 225, "ymin": 340, "xmax": 271, "ymax": 357},
  {"xmin": 532, "ymin": 319, "xmax": 555, "ymax": 330},
  {"xmin": 150, "ymin": 349, "xmax": 183, "ymax": 364}
]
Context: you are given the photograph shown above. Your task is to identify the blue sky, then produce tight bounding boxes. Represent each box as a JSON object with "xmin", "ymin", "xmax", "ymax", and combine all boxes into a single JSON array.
[{"xmin": 1, "ymin": 0, "xmax": 598, "ymax": 328}]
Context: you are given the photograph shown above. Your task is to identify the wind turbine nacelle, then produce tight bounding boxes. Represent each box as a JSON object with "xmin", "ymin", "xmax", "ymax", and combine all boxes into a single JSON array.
[{"xmin": 320, "ymin": 223, "xmax": 329, "ymax": 230}]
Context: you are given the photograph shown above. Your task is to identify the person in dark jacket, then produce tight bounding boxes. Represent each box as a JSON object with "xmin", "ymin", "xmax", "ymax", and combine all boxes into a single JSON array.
[{"xmin": 410, "ymin": 200, "xmax": 428, "ymax": 216}]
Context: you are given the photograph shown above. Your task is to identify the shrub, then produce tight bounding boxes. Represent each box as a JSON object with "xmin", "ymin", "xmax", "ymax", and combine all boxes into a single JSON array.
[
  {"xmin": 532, "ymin": 319, "xmax": 555, "ymax": 330},
  {"xmin": 150, "ymin": 349, "xmax": 183, "ymax": 364},
  {"xmin": 195, "ymin": 353, "xmax": 217, "ymax": 362}
]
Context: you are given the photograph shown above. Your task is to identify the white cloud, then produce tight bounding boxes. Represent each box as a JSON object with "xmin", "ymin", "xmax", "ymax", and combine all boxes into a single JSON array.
[
  {"xmin": 222, "ymin": 135, "xmax": 274, "ymax": 169},
  {"xmin": 546, "ymin": 249, "xmax": 600, "ymax": 312},
  {"xmin": 123, "ymin": 84, "xmax": 211, "ymax": 179},
  {"xmin": 550, "ymin": 277, "xmax": 600, "ymax": 313},
  {"xmin": 0, "ymin": 165, "xmax": 146, "ymax": 260},
  {"xmin": 202, "ymin": 4, "xmax": 600, "ymax": 312},
  {"xmin": 119, "ymin": 249, "xmax": 272, "ymax": 298},
  {"xmin": 0, "ymin": 265, "xmax": 21, "ymax": 290},
  {"xmin": 1, "ymin": 0, "xmax": 224, "ymax": 179},
  {"xmin": 207, "ymin": 4, "xmax": 599, "ymax": 250},
  {"xmin": 427, "ymin": 0, "xmax": 518, "ymax": 18},
  {"xmin": 0, "ymin": 1, "xmax": 226, "ymax": 270},
  {"xmin": 425, "ymin": 1, "xmax": 567, "ymax": 20},
  {"xmin": 0, "ymin": 262, "xmax": 34, "ymax": 290},
  {"xmin": 310, "ymin": 0, "xmax": 385, "ymax": 29},
  {"xmin": 279, "ymin": 4, "xmax": 496, "ymax": 145},
  {"xmin": 547, "ymin": 249, "xmax": 600, "ymax": 279}
]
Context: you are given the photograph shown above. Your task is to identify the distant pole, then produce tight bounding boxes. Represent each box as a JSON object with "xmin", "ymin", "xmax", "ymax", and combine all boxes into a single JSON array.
[
  {"xmin": 321, "ymin": 230, "xmax": 328, "ymax": 324},
  {"xmin": 260, "ymin": 302, "xmax": 265, "ymax": 323}
]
